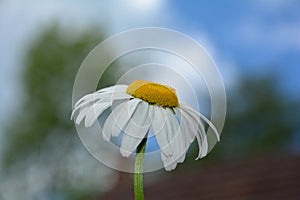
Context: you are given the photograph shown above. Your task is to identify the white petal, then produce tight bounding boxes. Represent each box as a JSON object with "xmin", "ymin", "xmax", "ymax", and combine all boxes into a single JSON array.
[
  {"xmin": 72, "ymin": 88, "xmax": 131, "ymax": 120},
  {"xmin": 75, "ymin": 106, "xmax": 90, "ymax": 125},
  {"xmin": 101, "ymin": 112, "xmax": 122, "ymax": 142},
  {"xmin": 84, "ymin": 102, "xmax": 111, "ymax": 127},
  {"xmin": 193, "ymin": 112, "xmax": 208, "ymax": 159},
  {"xmin": 174, "ymin": 108, "xmax": 196, "ymax": 144},
  {"xmin": 175, "ymin": 127, "xmax": 188, "ymax": 163},
  {"xmin": 198, "ymin": 112, "xmax": 220, "ymax": 141},
  {"xmin": 74, "ymin": 92, "xmax": 101, "ymax": 108},
  {"xmin": 154, "ymin": 108, "xmax": 184, "ymax": 170},
  {"xmin": 109, "ymin": 93, "xmax": 131, "ymax": 101},
  {"xmin": 102, "ymin": 99, "xmax": 141, "ymax": 141},
  {"xmin": 112, "ymin": 99, "xmax": 141, "ymax": 137},
  {"xmin": 120, "ymin": 101, "xmax": 151, "ymax": 157},
  {"xmin": 149, "ymin": 106, "xmax": 173, "ymax": 157},
  {"xmin": 71, "ymin": 101, "xmax": 91, "ymax": 120},
  {"xmin": 180, "ymin": 104, "xmax": 220, "ymax": 141},
  {"xmin": 74, "ymin": 85, "xmax": 128, "ymax": 108},
  {"xmin": 165, "ymin": 108, "xmax": 187, "ymax": 164},
  {"xmin": 72, "ymin": 92, "xmax": 103, "ymax": 119},
  {"xmin": 74, "ymin": 89, "xmax": 129, "ymax": 110},
  {"xmin": 150, "ymin": 106, "xmax": 177, "ymax": 171},
  {"xmin": 198, "ymin": 121, "xmax": 208, "ymax": 159},
  {"xmin": 91, "ymin": 92, "xmax": 131, "ymax": 106},
  {"xmin": 73, "ymin": 93, "xmax": 106, "ymax": 116},
  {"xmin": 179, "ymin": 106, "xmax": 208, "ymax": 159},
  {"xmin": 96, "ymin": 84, "xmax": 128, "ymax": 93},
  {"xmin": 161, "ymin": 153, "xmax": 177, "ymax": 171},
  {"xmin": 101, "ymin": 111, "xmax": 117, "ymax": 142}
]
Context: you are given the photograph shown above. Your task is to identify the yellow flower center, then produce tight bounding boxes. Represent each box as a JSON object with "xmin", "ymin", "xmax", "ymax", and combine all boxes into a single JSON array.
[{"xmin": 126, "ymin": 80, "xmax": 179, "ymax": 107}]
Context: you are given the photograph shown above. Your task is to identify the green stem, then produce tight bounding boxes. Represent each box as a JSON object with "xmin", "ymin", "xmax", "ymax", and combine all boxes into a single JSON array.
[{"xmin": 134, "ymin": 138, "xmax": 147, "ymax": 200}]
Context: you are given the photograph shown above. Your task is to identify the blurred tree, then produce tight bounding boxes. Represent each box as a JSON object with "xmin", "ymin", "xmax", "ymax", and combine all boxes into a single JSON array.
[
  {"xmin": 184, "ymin": 74, "xmax": 299, "ymax": 166},
  {"xmin": 219, "ymin": 75, "xmax": 297, "ymax": 159},
  {"xmin": 1, "ymin": 24, "xmax": 117, "ymax": 200}
]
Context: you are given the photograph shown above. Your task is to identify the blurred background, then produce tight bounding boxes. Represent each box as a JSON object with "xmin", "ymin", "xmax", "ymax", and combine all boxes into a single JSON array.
[{"xmin": 1, "ymin": 0, "xmax": 299, "ymax": 199}]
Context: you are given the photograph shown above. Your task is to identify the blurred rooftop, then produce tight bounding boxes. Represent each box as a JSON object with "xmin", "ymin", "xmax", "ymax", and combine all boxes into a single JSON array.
[{"xmin": 103, "ymin": 153, "xmax": 300, "ymax": 199}]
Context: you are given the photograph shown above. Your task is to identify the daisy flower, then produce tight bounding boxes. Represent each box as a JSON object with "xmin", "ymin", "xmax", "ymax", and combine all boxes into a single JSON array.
[{"xmin": 71, "ymin": 80, "xmax": 220, "ymax": 171}]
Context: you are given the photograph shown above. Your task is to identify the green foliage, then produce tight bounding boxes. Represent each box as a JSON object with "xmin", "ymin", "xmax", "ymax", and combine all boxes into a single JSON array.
[
  {"xmin": 209, "ymin": 75, "xmax": 297, "ymax": 162},
  {"xmin": 4, "ymin": 25, "xmax": 101, "ymax": 167}
]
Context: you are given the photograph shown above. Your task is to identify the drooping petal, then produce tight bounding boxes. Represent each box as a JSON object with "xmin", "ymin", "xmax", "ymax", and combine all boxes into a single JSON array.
[
  {"xmin": 71, "ymin": 87, "xmax": 131, "ymax": 122},
  {"xmin": 73, "ymin": 85, "xmax": 129, "ymax": 110},
  {"xmin": 156, "ymin": 108, "xmax": 184, "ymax": 170},
  {"xmin": 180, "ymin": 103, "xmax": 220, "ymax": 141},
  {"xmin": 165, "ymin": 109, "xmax": 181, "ymax": 157},
  {"xmin": 75, "ymin": 106, "xmax": 90, "ymax": 125},
  {"xmin": 179, "ymin": 105, "xmax": 210, "ymax": 159},
  {"xmin": 85, "ymin": 93, "xmax": 130, "ymax": 127},
  {"xmin": 197, "ymin": 118, "xmax": 208, "ymax": 159},
  {"xmin": 161, "ymin": 152, "xmax": 177, "ymax": 171},
  {"xmin": 102, "ymin": 99, "xmax": 141, "ymax": 141},
  {"xmin": 71, "ymin": 101, "xmax": 92, "ymax": 120},
  {"xmin": 96, "ymin": 84, "xmax": 128, "ymax": 94},
  {"xmin": 73, "ymin": 93, "xmax": 112, "ymax": 112},
  {"xmin": 183, "ymin": 107, "xmax": 206, "ymax": 158},
  {"xmin": 198, "ymin": 112, "xmax": 220, "ymax": 141},
  {"xmin": 101, "ymin": 112, "xmax": 118, "ymax": 142},
  {"xmin": 120, "ymin": 101, "xmax": 151, "ymax": 157},
  {"xmin": 171, "ymin": 131, "xmax": 185, "ymax": 164},
  {"xmin": 111, "ymin": 98, "xmax": 142, "ymax": 137},
  {"xmin": 149, "ymin": 106, "xmax": 172, "ymax": 157},
  {"xmin": 72, "ymin": 92, "xmax": 102, "ymax": 119},
  {"xmin": 174, "ymin": 108, "xmax": 196, "ymax": 146},
  {"xmin": 74, "ymin": 92, "xmax": 104, "ymax": 109},
  {"xmin": 84, "ymin": 102, "xmax": 111, "ymax": 127}
]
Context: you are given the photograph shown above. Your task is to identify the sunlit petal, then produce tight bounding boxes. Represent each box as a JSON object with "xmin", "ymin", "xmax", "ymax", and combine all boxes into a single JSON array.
[
  {"xmin": 120, "ymin": 102, "xmax": 151, "ymax": 157},
  {"xmin": 102, "ymin": 99, "xmax": 141, "ymax": 141},
  {"xmin": 149, "ymin": 106, "xmax": 172, "ymax": 157}
]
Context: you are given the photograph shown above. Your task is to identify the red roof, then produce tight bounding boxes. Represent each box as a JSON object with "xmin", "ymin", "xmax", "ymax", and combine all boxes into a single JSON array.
[{"xmin": 102, "ymin": 154, "xmax": 300, "ymax": 199}]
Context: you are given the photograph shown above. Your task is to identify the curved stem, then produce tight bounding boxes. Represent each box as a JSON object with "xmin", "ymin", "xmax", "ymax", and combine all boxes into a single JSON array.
[{"xmin": 134, "ymin": 138, "xmax": 147, "ymax": 200}]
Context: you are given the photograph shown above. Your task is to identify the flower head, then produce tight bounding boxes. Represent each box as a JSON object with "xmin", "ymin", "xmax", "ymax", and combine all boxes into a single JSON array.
[
  {"xmin": 71, "ymin": 80, "xmax": 220, "ymax": 171},
  {"xmin": 126, "ymin": 80, "xmax": 178, "ymax": 107}
]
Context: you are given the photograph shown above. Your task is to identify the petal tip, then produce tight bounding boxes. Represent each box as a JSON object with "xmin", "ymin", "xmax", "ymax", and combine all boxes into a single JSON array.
[
  {"xmin": 75, "ymin": 119, "xmax": 82, "ymax": 125},
  {"xmin": 120, "ymin": 149, "xmax": 131, "ymax": 157},
  {"xmin": 102, "ymin": 133, "xmax": 110, "ymax": 142}
]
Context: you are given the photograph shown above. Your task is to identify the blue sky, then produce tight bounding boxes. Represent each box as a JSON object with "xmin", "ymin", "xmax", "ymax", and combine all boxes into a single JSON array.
[
  {"xmin": 169, "ymin": 0, "xmax": 300, "ymax": 96},
  {"xmin": 171, "ymin": 1, "xmax": 300, "ymax": 63}
]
